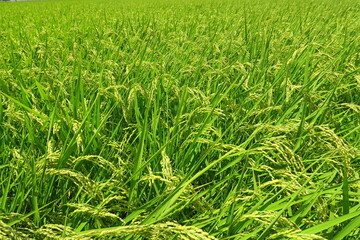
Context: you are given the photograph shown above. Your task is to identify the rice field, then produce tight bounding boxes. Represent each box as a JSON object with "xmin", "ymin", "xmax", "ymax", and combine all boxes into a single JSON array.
[{"xmin": 0, "ymin": 0, "xmax": 359, "ymax": 239}]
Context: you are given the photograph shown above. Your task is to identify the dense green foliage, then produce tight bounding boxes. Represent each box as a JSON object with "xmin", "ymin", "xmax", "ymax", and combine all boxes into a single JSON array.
[{"xmin": 0, "ymin": 0, "xmax": 359, "ymax": 239}]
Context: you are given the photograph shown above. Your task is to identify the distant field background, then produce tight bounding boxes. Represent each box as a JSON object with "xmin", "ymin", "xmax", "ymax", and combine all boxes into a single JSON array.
[{"xmin": 0, "ymin": 0, "xmax": 359, "ymax": 239}]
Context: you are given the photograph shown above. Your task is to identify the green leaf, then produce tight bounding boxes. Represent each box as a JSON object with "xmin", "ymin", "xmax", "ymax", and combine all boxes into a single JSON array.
[{"xmin": 302, "ymin": 210, "xmax": 360, "ymax": 235}]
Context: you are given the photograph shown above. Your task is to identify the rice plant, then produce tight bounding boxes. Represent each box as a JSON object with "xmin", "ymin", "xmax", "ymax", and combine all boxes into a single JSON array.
[{"xmin": 0, "ymin": 0, "xmax": 359, "ymax": 239}]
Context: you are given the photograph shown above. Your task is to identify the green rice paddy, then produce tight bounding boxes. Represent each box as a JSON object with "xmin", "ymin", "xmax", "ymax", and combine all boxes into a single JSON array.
[{"xmin": 0, "ymin": 0, "xmax": 359, "ymax": 239}]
